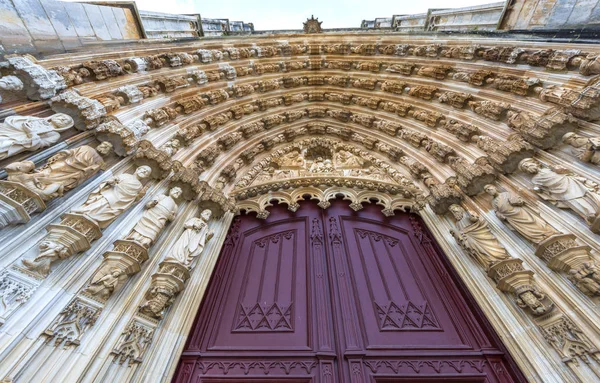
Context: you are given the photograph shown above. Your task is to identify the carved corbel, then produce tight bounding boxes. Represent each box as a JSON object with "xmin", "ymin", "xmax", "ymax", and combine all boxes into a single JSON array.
[
  {"xmin": 134, "ymin": 141, "xmax": 173, "ymax": 179},
  {"xmin": 1, "ymin": 56, "xmax": 66, "ymax": 102},
  {"xmin": 95, "ymin": 118, "xmax": 148, "ymax": 157},
  {"xmin": 50, "ymin": 90, "xmax": 106, "ymax": 130},
  {"xmin": 169, "ymin": 161, "xmax": 201, "ymax": 201}
]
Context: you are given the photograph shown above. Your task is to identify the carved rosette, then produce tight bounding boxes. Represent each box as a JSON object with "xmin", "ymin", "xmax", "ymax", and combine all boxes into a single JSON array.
[
  {"xmin": 50, "ymin": 90, "xmax": 106, "ymax": 130},
  {"xmin": 0, "ymin": 180, "xmax": 46, "ymax": 228},
  {"xmin": 133, "ymin": 141, "xmax": 173, "ymax": 179},
  {"xmin": 139, "ymin": 261, "xmax": 190, "ymax": 319}
]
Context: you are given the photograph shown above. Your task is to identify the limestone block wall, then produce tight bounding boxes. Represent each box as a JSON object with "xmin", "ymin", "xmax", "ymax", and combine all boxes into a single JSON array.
[{"xmin": 0, "ymin": 0, "xmax": 144, "ymax": 56}]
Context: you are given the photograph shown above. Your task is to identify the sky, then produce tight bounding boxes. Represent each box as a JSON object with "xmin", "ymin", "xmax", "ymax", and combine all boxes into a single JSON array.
[{"xmin": 74, "ymin": 0, "xmax": 498, "ymax": 30}]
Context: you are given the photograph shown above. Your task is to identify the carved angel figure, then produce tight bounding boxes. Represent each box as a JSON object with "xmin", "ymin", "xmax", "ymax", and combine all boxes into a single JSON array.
[
  {"xmin": 562, "ymin": 133, "xmax": 600, "ymax": 165},
  {"xmin": 0, "ymin": 113, "xmax": 74, "ymax": 160},
  {"xmin": 71, "ymin": 166, "xmax": 151, "ymax": 229},
  {"xmin": 278, "ymin": 150, "xmax": 305, "ymax": 168},
  {"xmin": 484, "ymin": 184, "xmax": 558, "ymax": 245},
  {"xmin": 519, "ymin": 158, "xmax": 600, "ymax": 229},
  {"xmin": 83, "ymin": 268, "xmax": 128, "ymax": 301},
  {"xmin": 449, "ymin": 204, "xmax": 511, "ymax": 269},
  {"xmin": 163, "ymin": 210, "xmax": 214, "ymax": 268},
  {"xmin": 126, "ymin": 187, "xmax": 181, "ymax": 248},
  {"xmin": 22, "ymin": 241, "xmax": 69, "ymax": 277}
]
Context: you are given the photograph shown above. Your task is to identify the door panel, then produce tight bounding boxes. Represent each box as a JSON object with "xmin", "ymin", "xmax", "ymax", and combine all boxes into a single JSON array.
[{"xmin": 173, "ymin": 199, "xmax": 525, "ymax": 383}]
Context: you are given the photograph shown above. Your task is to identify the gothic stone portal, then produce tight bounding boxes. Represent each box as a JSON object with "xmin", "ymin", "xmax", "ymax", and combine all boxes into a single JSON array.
[{"xmin": 173, "ymin": 199, "xmax": 525, "ymax": 382}]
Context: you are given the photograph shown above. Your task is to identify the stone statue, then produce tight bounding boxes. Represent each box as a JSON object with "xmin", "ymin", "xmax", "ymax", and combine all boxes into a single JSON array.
[
  {"xmin": 568, "ymin": 263, "xmax": 600, "ymax": 295},
  {"xmin": 83, "ymin": 268, "xmax": 128, "ymax": 301},
  {"xmin": 71, "ymin": 166, "xmax": 151, "ymax": 229},
  {"xmin": 5, "ymin": 142, "xmax": 112, "ymax": 201},
  {"xmin": 5, "ymin": 161, "xmax": 64, "ymax": 201},
  {"xmin": 335, "ymin": 150, "xmax": 364, "ymax": 168},
  {"xmin": 0, "ymin": 114, "xmax": 74, "ymax": 160},
  {"xmin": 562, "ymin": 133, "xmax": 600, "ymax": 165},
  {"xmin": 278, "ymin": 150, "xmax": 304, "ymax": 168},
  {"xmin": 163, "ymin": 210, "xmax": 213, "ymax": 268},
  {"xmin": 519, "ymin": 158, "xmax": 600, "ymax": 230},
  {"xmin": 309, "ymin": 157, "xmax": 328, "ymax": 173},
  {"xmin": 126, "ymin": 187, "xmax": 181, "ymax": 248},
  {"xmin": 484, "ymin": 184, "xmax": 558, "ymax": 245},
  {"xmin": 449, "ymin": 204, "xmax": 510, "ymax": 269},
  {"xmin": 22, "ymin": 241, "xmax": 69, "ymax": 277}
]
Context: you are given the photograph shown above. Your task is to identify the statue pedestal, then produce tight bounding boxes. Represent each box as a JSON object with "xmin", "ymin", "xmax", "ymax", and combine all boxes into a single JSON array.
[
  {"xmin": 45, "ymin": 213, "xmax": 102, "ymax": 258},
  {"xmin": 0, "ymin": 181, "xmax": 45, "ymax": 228},
  {"xmin": 140, "ymin": 262, "xmax": 190, "ymax": 319},
  {"xmin": 535, "ymin": 234, "xmax": 593, "ymax": 272},
  {"xmin": 488, "ymin": 259, "xmax": 535, "ymax": 293}
]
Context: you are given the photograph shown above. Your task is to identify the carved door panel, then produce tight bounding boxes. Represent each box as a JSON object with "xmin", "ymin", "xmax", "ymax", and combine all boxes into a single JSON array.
[{"xmin": 173, "ymin": 200, "xmax": 525, "ymax": 383}]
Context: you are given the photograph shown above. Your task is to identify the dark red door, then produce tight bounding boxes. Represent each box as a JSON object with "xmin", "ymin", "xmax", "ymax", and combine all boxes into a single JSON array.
[{"xmin": 173, "ymin": 199, "xmax": 525, "ymax": 383}]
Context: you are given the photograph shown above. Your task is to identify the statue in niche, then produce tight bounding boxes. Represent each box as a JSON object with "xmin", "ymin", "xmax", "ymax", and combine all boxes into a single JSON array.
[
  {"xmin": 562, "ymin": 133, "xmax": 600, "ymax": 165},
  {"xmin": 484, "ymin": 184, "xmax": 558, "ymax": 245},
  {"xmin": 83, "ymin": 268, "xmax": 128, "ymax": 301},
  {"xmin": 449, "ymin": 204, "xmax": 510, "ymax": 270},
  {"xmin": 278, "ymin": 150, "xmax": 305, "ymax": 168},
  {"xmin": 519, "ymin": 158, "xmax": 600, "ymax": 230},
  {"xmin": 335, "ymin": 150, "xmax": 364, "ymax": 168},
  {"xmin": 71, "ymin": 166, "xmax": 151, "ymax": 229},
  {"xmin": 163, "ymin": 210, "xmax": 214, "ymax": 268},
  {"xmin": 126, "ymin": 187, "xmax": 181, "ymax": 248},
  {"xmin": 22, "ymin": 241, "xmax": 69, "ymax": 277},
  {"xmin": 569, "ymin": 263, "xmax": 600, "ymax": 295},
  {"xmin": 6, "ymin": 142, "xmax": 113, "ymax": 201},
  {"xmin": 0, "ymin": 113, "xmax": 74, "ymax": 160}
]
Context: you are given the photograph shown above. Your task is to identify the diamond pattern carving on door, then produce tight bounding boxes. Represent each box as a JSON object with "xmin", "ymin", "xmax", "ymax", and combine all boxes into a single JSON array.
[
  {"xmin": 375, "ymin": 300, "xmax": 439, "ymax": 330},
  {"xmin": 234, "ymin": 302, "xmax": 293, "ymax": 331},
  {"xmin": 174, "ymin": 200, "xmax": 524, "ymax": 383}
]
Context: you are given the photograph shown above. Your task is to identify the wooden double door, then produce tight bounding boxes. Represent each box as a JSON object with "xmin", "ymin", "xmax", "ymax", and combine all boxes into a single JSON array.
[{"xmin": 173, "ymin": 199, "xmax": 524, "ymax": 383}]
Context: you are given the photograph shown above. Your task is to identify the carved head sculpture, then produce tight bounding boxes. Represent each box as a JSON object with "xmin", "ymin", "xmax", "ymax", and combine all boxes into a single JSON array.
[
  {"xmin": 48, "ymin": 113, "xmax": 74, "ymax": 131},
  {"xmin": 518, "ymin": 158, "xmax": 540, "ymax": 174},
  {"xmin": 5, "ymin": 160, "xmax": 35, "ymax": 174},
  {"xmin": 96, "ymin": 141, "xmax": 113, "ymax": 156},
  {"xmin": 562, "ymin": 132, "xmax": 587, "ymax": 147},
  {"xmin": 448, "ymin": 204, "xmax": 465, "ymax": 221},
  {"xmin": 200, "ymin": 209, "xmax": 212, "ymax": 222},
  {"xmin": 169, "ymin": 186, "xmax": 183, "ymax": 200},
  {"xmin": 484, "ymin": 184, "xmax": 499, "ymax": 197},
  {"xmin": 135, "ymin": 165, "xmax": 152, "ymax": 180}
]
